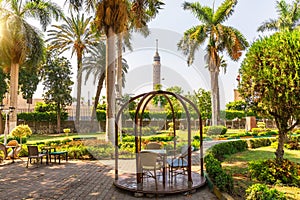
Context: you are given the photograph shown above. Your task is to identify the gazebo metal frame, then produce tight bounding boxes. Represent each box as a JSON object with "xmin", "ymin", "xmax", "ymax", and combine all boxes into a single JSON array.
[{"xmin": 114, "ymin": 90, "xmax": 205, "ymax": 194}]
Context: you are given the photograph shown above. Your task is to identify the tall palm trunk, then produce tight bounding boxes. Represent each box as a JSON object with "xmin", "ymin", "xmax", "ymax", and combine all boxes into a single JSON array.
[
  {"xmin": 75, "ymin": 53, "xmax": 83, "ymax": 131},
  {"xmin": 210, "ymin": 68, "xmax": 220, "ymax": 126},
  {"xmin": 106, "ymin": 27, "xmax": 116, "ymax": 143},
  {"xmin": 116, "ymin": 35, "xmax": 123, "ymax": 138},
  {"xmin": 9, "ymin": 62, "xmax": 19, "ymax": 131},
  {"xmin": 91, "ymin": 72, "xmax": 105, "ymax": 122}
]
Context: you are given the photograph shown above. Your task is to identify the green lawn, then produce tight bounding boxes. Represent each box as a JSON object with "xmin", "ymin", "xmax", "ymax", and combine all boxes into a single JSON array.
[{"xmin": 222, "ymin": 146, "xmax": 300, "ymax": 200}]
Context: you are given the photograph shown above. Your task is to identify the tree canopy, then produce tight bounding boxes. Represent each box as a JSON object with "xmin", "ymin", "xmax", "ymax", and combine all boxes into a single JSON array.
[
  {"xmin": 239, "ymin": 30, "xmax": 300, "ymax": 162},
  {"xmin": 43, "ymin": 52, "xmax": 73, "ymax": 133}
]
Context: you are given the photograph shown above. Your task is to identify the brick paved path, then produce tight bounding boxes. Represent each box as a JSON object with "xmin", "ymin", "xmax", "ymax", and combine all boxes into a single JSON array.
[
  {"xmin": 0, "ymin": 160, "xmax": 217, "ymax": 200},
  {"xmin": 0, "ymin": 141, "xmax": 224, "ymax": 200}
]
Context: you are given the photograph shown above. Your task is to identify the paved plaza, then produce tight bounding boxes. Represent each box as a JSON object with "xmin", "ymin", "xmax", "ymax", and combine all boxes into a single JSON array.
[{"xmin": 0, "ymin": 141, "xmax": 224, "ymax": 200}]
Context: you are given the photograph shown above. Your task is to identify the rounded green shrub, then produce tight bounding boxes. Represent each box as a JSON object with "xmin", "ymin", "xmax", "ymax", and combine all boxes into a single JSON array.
[
  {"xmin": 248, "ymin": 159, "xmax": 300, "ymax": 186},
  {"xmin": 205, "ymin": 126, "xmax": 227, "ymax": 136},
  {"xmin": 245, "ymin": 184, "xmax": 286, "ymax": 200}
]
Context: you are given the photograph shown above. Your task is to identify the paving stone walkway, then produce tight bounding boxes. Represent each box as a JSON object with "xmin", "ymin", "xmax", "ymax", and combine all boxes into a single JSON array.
[{"xmin": 0, "ymin": 141, "xmax": 224, "ymax": 200}]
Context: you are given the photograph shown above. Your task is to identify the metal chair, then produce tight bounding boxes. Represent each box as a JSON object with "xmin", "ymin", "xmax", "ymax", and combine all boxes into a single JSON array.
[
  {"xmin": 167, "ymin": 145, "xmax": 193, "ymax": 182},
  {"xmin": 26, "ymin": 145, "xmax": 47, "ymax": 168}
]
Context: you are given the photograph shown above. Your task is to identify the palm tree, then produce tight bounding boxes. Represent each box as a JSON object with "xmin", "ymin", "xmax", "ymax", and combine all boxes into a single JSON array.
[
  {"xmin": 0, "ymin": 0, "xmax": 63, "ymax": 130},
  {"xmin": 82, "ymin": 41, "xmax": 129, "ymax": 124},
  {"xmin": 93, "ymin": 0, "xmax": 164, "ymax": 143},
  {"xmin": 258, "ymin": 0, "xmax": 300, "ymax": 32},
  {"xmin": 47, "ymin": 12, "xmax": 98, "ymax": 129},
  {"xmin": 178, "ymin": 0, "xmax": 249, "ymax": 125}
]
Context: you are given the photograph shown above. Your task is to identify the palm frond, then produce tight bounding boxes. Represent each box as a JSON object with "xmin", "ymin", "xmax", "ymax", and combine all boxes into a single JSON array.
[
  {"xmin": 257, "ymin": 19, "xmax": 279, "ymax": 32},
  {"xmin": 183, "ymin": 1, "xmax": 213, "ymax": 24},
  {"xmin": 213, "ymin": 0, "xmax": 237, "ymax": 24},
  {"xmin": 82, "ymin": 41, "xmax": 106, "ymax": 85},
  {"xmin": 178, "ymin": 25, "xmax": 208, "ymax": 66},
  {"xmin": 221, "ymin": 25, "xmax": 249, "ymax": 61}
]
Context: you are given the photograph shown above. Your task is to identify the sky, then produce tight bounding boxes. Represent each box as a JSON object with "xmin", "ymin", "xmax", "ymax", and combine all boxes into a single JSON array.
[{"xmin": 33, "ymin": 0, "xmax": 288, "ymax": 109}]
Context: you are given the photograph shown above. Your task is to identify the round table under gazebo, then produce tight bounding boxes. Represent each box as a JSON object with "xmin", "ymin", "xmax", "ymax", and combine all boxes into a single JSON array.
[{"xmin": 113, "ymin": 91, "xmax": 206, "ymax": 195}]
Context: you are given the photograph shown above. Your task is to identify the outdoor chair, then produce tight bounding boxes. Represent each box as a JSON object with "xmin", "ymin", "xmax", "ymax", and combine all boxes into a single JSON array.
[
  {"xmin": 145, "ymin": 142, "xmax": 163, "ymax": 166},
  {"xmin": 26, "ymin": 145, "xmax": 47, "ymax": 168},
  {"xmin": 167, "ymin": 145, "xmax": 193, "ymax": 182},
  {"xmin": 139, "ymin": 151, "xmax": 162, "ymax": 189}
]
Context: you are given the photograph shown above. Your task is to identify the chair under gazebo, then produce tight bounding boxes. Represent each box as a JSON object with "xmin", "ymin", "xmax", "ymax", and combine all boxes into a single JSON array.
[{"xmin": 113, "ymin": 90, "xmax": 206, "ymax": 195}]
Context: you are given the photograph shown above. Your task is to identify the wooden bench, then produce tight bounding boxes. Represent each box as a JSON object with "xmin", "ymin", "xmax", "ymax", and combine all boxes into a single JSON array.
[{"xmin": 49, "ymin": 151, "xmax": 68, "ymax": 164}]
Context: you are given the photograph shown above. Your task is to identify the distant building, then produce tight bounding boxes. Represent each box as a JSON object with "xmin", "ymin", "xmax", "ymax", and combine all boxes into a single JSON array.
[
  {"xmin": 2, "ymin": 93, "xmax": 44, "ymax": 112},
  {"xmin": 234, "ymin": 89, "xmax": 243, "ymax": 101},
  {"xmin": 153, "ymin": 39, "xmax": 161, "ymax": 90}
]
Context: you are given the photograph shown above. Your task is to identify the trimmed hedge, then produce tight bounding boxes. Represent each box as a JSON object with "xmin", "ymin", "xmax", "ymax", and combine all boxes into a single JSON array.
[
  {"xmin": 209, "ymin": 140, "xmax": 248, "ymax": 161},
  {"xmin": 204, "ymin": 126, "xmax": 227, "ymax": 136},
  {"xmin": 204, "ymin": 140, "xmax": 248, "ymax": 193},
  {"xmin": 18, "ymin": 111, "xmax": 68, "ymax": 122},
  {"xmin": 247, "ymin": 138, "xmax": 277, "ymax": 149},
  {"xmin": 204, "ymin": 153, "xmax": 234, "ymax": 193}
]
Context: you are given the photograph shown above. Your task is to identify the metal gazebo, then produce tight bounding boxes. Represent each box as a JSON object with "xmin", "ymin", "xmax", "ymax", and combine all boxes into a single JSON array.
[{"xmin": 113, "ymin": 90, "xmax": 206, "ymax": 195}]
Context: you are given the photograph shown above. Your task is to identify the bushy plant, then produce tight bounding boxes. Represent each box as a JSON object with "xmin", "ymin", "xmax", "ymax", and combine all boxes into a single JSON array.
[
  {"xmin": 18, "ymin": 111, "xmax": 68, "ymax": 122},
  {"xmin": 148, "ymin": 135, "xmax": 174, "ymax": 142},
  {"xmin": 119, "ymin": 142, "xmax": 135, "ymax": 154},
  {"xmin": 10, "ymin": 124, "xmax": 32, "ymax": 145},
  {"xmin": 191, "ymin": 139, "xmax": 200, "ymax": 150},
  {"xmin": 204, "ymin": 153, "xmax": 222, "ymax": 179},
  {"xmin": 215, "ymin": 170, "xmax": 234, "ymax": 193},
  {"xmin": 285, "ymin": 141, "xmax": 299, "ymax": 150},
  {"xmin": 209, "ymin": 140, "xmax": 248, "ymax": 161},
  {"xmin": 258, "ymin": 130, "xmax": 278, "ymax": 137},
  {"xmin": 248, "ymin": 159, "xmax": 300, "ymax": 186},
  {"xmin": 257, "ymin": 122, "xmax": 266, "ymax": 129},
  {"xmin": 204, "ymin": 153, "xmax": 234, "ymax": 193},
  {"xmin": 205, "ymin": 126, "xmax": 227, "ymax": 136},
  {"xmin": 251, "ymin": 128, "xmax": 264, "ymax": 136},
  {"xmin": 247, "ymin": 138, "xmax": 277, "ymax": 149},
  {"xmin": 245, "ymin": 184, "xmax": 286, "ymax": 200},
  {"xmin": 121, "ymin": 135, "xmax": 135, "ymax": 142}
]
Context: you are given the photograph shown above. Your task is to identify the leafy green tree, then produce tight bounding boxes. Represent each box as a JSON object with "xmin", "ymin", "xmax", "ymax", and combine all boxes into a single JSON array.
[
  {"xmin": 239, "ymin": 30, "xmax": 300, "ymax": 163},
  {"xmin": 258, "ymin": 0, "xmax": 300, "ymax": 32},
  {"xmin": 0, "ymin": 0, "xmax": 63, "ymax": 129},
  {"xmin": 226, "ymin": 100, "xmax": 247, "ymax": 111},
  {"xmin": 164, "ymin": 86, "xmax": 184, "ymax": 119},
  {"xmin": 47, "ymin": 12, "xmax": 98, "ymax": 129},
  {"xmin": 178, "ymin": 0, "xmax": 249, "ymax": 126},
  {"xmin": 152, "ymin": 84, "xmax": 167, "ymax": 107},
  {"xmin": 42, "ymin": 52, "xmax": 73, "ymax": 133},
  {"xmin": 194, "ymin": 88, "xmax": 212, "ymax": 120},
  {"xmin": 19, "ymin": 67, "xmax": 40, "ymax": 104}
]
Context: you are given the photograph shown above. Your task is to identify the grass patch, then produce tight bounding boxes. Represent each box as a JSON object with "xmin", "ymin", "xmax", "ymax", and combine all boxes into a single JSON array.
[{"xmin": 222, "ymin": 146, "xmax": 300, "ymax": 199}]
